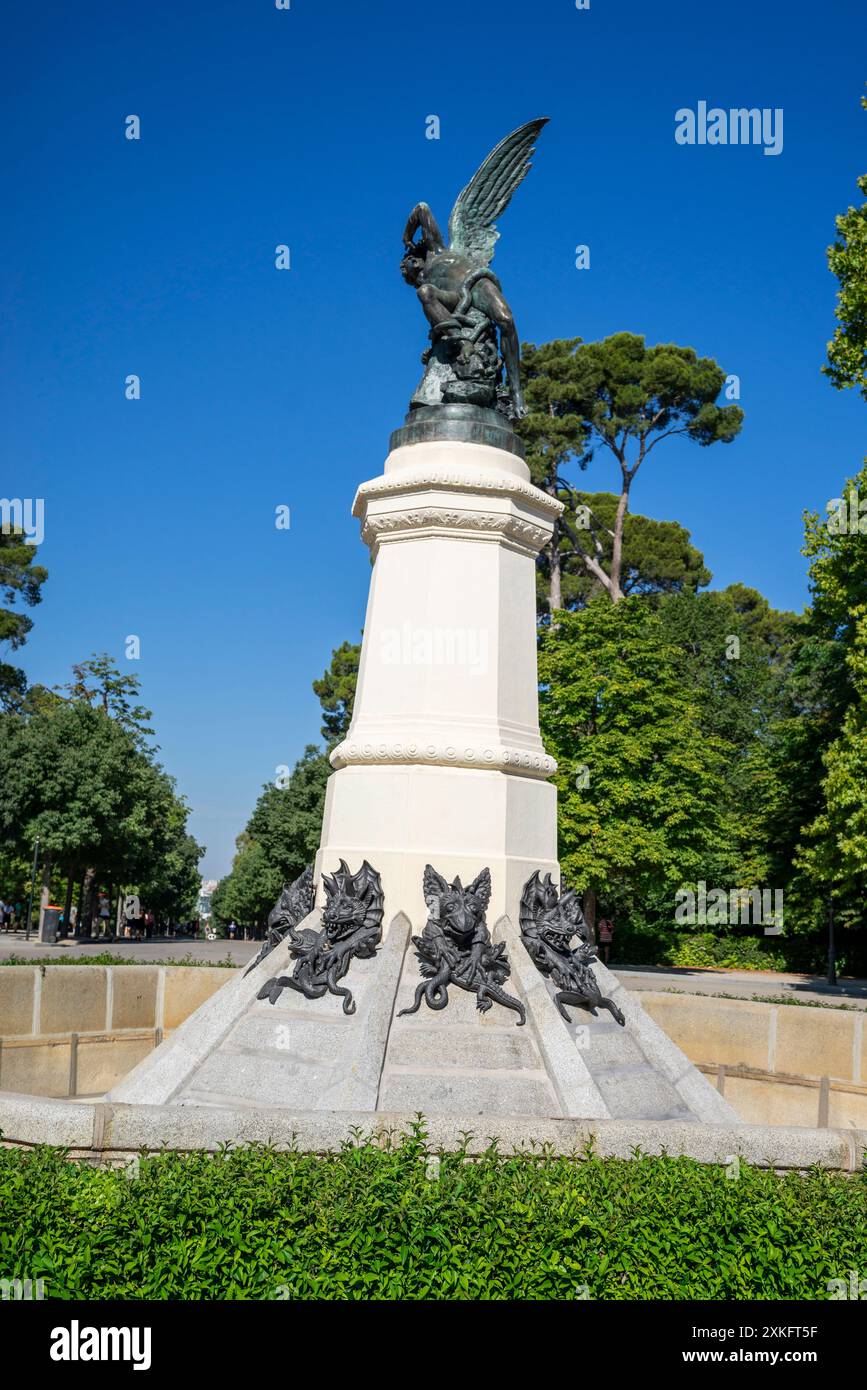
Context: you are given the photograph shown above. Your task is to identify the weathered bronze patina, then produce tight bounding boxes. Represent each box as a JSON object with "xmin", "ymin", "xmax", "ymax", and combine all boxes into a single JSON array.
[{"xmin": 401, "ymin": 118, "xmax": 548, "ymax": 423}]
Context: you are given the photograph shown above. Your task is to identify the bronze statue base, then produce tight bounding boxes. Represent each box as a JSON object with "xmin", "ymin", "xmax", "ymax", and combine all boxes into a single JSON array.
[{"xmin": 389, "ymin": 404, "xmax": 525, "ymax": 459}]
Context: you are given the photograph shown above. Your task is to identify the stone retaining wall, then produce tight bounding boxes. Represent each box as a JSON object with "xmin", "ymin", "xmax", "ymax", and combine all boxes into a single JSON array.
[
  {"xmin": 0, "ymin": 966, "xmax": 229, "ymax": 1097},
  {"xmin": 640, "ymin": 991, "xmax": 867, "ymax": 1128},
  {"xmin": 3, "ymin": 969, "xmax": 867, "ymax": 1127}
]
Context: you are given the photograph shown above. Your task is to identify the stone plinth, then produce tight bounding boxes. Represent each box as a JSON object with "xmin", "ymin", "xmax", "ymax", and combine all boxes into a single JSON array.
[{"xmin": 317, "ymin": 428, "xmax": 563, "ymax": 928}]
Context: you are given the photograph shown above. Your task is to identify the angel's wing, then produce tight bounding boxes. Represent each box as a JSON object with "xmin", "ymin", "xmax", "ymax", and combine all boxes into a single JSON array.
[{"xmin": 447, "ymin": 117, "xmax": 548, "ymax": 266}]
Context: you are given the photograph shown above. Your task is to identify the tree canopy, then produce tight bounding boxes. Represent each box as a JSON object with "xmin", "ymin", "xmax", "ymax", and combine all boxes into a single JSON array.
[
  {"xmin": 538, "ymin": 598, "xmax": 734, "ymax": 910},
  {"xmin": 519, "ymin": 334, "xmax": 743, "ymax": 609},
  {"xmin": 311, "ymin": 640, "xmax": 360, "ymax": 746},
  {"xmin": 0, "ymin": 657, "xmax": 202, "ymax": 925},
  {"xmin": 0, "ymin": 527, "xmax": 48, "ymax": 711},
  {"xmin": 823, "ymin": 88, "xmax": 867, "ymax": 400},
  {"xmin": 534, "ymin": 490, "xmax": 711, "ymax": 614}
]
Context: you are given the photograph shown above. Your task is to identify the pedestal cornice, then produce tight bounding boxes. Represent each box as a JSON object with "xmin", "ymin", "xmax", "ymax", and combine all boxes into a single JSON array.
[{"xmin": 352, "ymin": 447, "xmax": 564, "ymax": 558}]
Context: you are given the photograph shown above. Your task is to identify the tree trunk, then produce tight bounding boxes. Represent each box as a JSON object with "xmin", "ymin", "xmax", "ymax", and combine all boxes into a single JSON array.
[
  {"xmin": 37, "ymin": 851, "xmax": 53, "ymax": 938},
  {"xmin": 80, "ymin": 867, "xmax": 96, "ymax": 936},
  {"xmin": 549, "ymin": 526, "xmax": 562, "ymax": 613},
  {"xmin": 608, "ymin": 474, "xmax": 632, "ymax": 602},
  {"xmin": 74, "ymin": 873, "xmax": 85, "ymax": 936},
  {"xmin": 582, "ymin": 889, "xmax": 597, "ymax": 943},
  {"xmin": 62, "ymin": 873, "xmax": 75, "ymax": 938}
]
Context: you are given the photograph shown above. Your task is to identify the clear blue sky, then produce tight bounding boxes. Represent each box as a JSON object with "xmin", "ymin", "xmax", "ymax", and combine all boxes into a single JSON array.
[{"xmin": 4, "ymin": 0, "xmax": 865, "ymax": 878}]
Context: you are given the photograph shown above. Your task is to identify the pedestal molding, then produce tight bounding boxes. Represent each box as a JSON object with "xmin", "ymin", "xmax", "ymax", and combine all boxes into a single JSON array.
[
  {"xmin": 353, "ymin": 459, "xmax": 562, "ymax": 558},
  {"xmin": 330, "ymin": 737, "xmax": 557, "ymax": 779},
  {"xmin": 354, "ymin": 465, "xmax": 563, "ymax": 516}
]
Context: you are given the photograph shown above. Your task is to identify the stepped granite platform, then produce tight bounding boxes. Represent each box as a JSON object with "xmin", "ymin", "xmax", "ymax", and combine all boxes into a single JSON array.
[{"xmin": 110, "ymin": 911, "xmax": 737, "ymax": 1125}]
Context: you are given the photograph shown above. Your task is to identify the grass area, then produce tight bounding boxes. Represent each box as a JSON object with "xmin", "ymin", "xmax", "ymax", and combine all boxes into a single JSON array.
[
  {"xmin": 0, "ymin": 952, "xmax": 237, "ymax": 969},
  {"xmin": 1, "ymin": 1130, "xmax": 864, "ymax": 1300}
]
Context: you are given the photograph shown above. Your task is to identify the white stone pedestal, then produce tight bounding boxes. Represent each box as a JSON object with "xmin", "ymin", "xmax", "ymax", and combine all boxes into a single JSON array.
[{"xmin": 316, "ymin": 432, "xmax": 563, "ymax": 928}]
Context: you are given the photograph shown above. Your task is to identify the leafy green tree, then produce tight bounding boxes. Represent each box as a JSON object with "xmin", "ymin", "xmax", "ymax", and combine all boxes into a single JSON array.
[
  {"xmin": 538, "ymin": 598, "xmax": 734, "ymax": 927},
  {"xmin": 823, "ymin": 88, "xmax": 867, "ymax": 399},
  {"xmin": 0, "ymin": 667, "xmax": 201, "ymax": 930},
  {"xmin": 657, "ymin": 585, "xmax": 800, "ymax": 891},
  {"xmin": 731, "ymin": 459, "xmax": 867, "ymax": 944},
  {"xmin": 312, "ymin": 641, "xmax": 361, "ymax": 746},
  {"xmin": 211, "ymin": 840, "xmax": 282, "ymax": 932},
  {"xmin": 796, "ymin": 606, "xmax": 867, "ymax": 911},
  {"xmin": 519, "ymin": 335, "xmax": 743, "ymax": 609},
  {"xmin": 60, "ymin": 653, "xmax": 154, "ymax": 743},
  {"xmin": 247, "ymin": 746, "xmax": 332, "ymax": 878},
  {"xmin": 536, "ymin": 490, "xmax": 710, "ymax": 614},
  {"xmin": 0, "ymin": 528, "xmax": 48, "ymax": 710},
  {"xmin": 776, "ymin": 457, "xmax": 867, "ymax": 931},
  {"xmin": 135, "ymin": 793, "xmax": 203, "ymax": 926},
  {"xmin": 658, "ymin": 586, "xmax": 797, "ymax": 753},
  {"xmin": 803, "ymin": 459, "xmax": 867, "ymax": 659},
  {"xmin": 0, "ymin": 703, "xmax": 142, "ymax": 910}
]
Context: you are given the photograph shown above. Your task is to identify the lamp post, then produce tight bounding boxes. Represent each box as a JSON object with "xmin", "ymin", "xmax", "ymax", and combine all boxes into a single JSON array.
[
  {"xmin": 827, "ymin": 897, "xmax": 837, "ymax": 988},
  {"xmin": 24, "ymin": 835, "xmax": 40, "ymax": 942}
]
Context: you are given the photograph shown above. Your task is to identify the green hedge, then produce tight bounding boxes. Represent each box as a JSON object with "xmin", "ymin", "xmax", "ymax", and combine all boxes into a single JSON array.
[
  {"xmin": 1, "ymin": 1133, "xmax": 864, "ymax": 1300},
  {"xmin": 612, "ymin": 926, "xmax": 857, "ymax": 974},
  {"xmin": 667, "ymin": 932, "xmax": 793, "ymax": 971}
]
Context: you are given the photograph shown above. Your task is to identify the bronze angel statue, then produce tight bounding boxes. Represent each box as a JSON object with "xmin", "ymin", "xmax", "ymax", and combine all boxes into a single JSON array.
[{"xmin": 401, "ymin": 117, "xmax": 548, "ymax": 420}]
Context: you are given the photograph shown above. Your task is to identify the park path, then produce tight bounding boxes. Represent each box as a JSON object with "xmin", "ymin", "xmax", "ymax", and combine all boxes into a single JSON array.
[{"xmin": 1, "ymin": 931, "xmax": 865, "ymax": 1008}]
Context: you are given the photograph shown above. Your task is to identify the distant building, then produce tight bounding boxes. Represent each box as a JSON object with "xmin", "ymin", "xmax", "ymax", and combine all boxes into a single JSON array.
[{"xmin": 196, "ymin": 878, "xmax": 219, "ymax": 921}]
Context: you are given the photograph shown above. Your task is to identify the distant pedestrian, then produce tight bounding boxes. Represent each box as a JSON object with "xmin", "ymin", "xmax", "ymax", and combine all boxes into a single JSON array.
[
  {"xmin": 597, "ymin": 915, "xmax": 614, "ymax": 965},
  {"xmin": 97, "ymin": 893, "xmax": 111, "ymax": 940},
  {"xmin": 228, "ymin": 920, "xmax": 237, "ymax": 942}
]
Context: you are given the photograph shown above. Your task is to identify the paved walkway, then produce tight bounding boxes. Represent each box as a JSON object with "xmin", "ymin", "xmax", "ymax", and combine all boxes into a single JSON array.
[
  {"xmin": 612, "ymin": 964, "xmax": 867, "ymax": 1010},
  {"xmin": 2, "ymin": 932, "xmax": 865, "ymax": 1008},
  {"xmin": 0, "ymin": 933, "xmax": 256, "ymax": 966}
]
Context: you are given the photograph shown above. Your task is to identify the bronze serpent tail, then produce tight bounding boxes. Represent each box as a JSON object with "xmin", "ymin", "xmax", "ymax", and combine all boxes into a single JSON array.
[
  {"xmin": 478, "ymin": 979, "xmax": 526, "ymax": 1025},
  {"xmin": 398, "ymin": 965, "xmax": 451, "ymax": 1016}
]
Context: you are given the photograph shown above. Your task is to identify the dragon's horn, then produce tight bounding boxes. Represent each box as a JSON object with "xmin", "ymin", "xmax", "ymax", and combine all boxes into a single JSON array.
[{"xmin": 336, "ymin": 859, "xmax": 356, "ymax": 897}]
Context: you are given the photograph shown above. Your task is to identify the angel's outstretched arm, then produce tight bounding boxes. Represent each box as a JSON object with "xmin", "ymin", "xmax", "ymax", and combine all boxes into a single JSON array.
[{"xmin": 402, "ymin": 202, "xmax": 445, "ymax": 252}]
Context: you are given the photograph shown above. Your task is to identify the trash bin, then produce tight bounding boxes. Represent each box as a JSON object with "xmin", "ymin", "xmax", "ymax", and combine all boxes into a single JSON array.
[{"xmin": 39, "ymin": 905, "xmax": 62, "ymax": 944}]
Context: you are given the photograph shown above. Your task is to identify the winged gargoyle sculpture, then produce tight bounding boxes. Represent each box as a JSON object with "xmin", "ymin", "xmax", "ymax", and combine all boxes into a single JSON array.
[
  {"xmin": 519, "ymin": 871, "xmax": 625, "ymax": 1027},
  {"xmin": 401, "ymin": 117, "xmax": 548, "ymax": 420},
  {"xmin": 256, "ymin": 860, "xmax": 384, "ymax": 1015},
  {"xmin": 243, "ymin": 865, "xmax": 315, "ymax": 977},
  {"xmin": 399, "ymin": 864, "xmax": 525, "ymax": 1024}
]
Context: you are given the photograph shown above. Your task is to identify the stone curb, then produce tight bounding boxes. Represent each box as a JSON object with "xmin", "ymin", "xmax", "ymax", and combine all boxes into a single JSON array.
[{"xmin": 1, "ymin": 1090, "xmax": 864, "ymax": 1171}]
